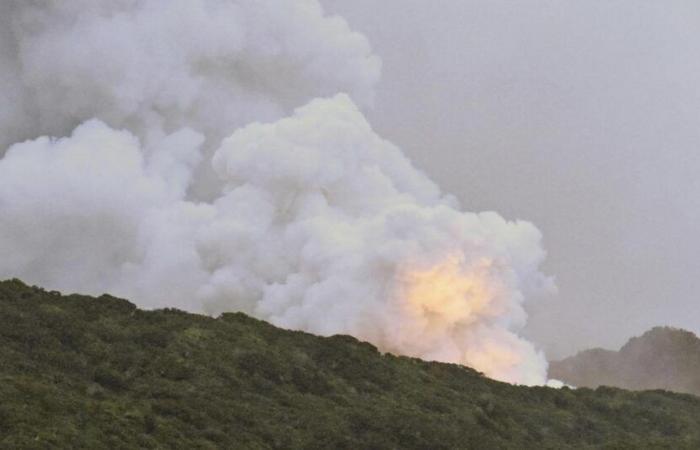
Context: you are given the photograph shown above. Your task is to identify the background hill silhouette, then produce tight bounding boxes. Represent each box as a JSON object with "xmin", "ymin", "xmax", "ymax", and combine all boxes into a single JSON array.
[{"xmin": 550, "ymin": 326, "xmax": 700, "ymax": 397}]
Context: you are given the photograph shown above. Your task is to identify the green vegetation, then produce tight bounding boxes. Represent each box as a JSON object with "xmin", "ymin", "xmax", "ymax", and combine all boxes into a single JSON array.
[
  {"xmin": 550, "ymin": 326, "xmax": 700, "ymax": 396},
  {"xmin": 2, "ymin": 279, "xmax": 700, "ymax": 449}
]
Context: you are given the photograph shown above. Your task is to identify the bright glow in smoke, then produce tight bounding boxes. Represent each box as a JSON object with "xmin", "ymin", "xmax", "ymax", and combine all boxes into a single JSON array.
[
  {"xmin": 0, "ymin": 0, "xmax": 553, "ymax": 385},
  {"xmin": 388, "ymin": 255, "xmax": 549, "ymax": 385},
  {"xmin": 400, "ymin": 256, "xmax": 495, "ymax": 326}
]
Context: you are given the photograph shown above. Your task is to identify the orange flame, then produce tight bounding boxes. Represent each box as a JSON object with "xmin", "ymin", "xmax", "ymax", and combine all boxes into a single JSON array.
[
  {"xmin": 388, "ymin": 254, "xmax": 545, "ymax": 385},
  {"xmin": 399, "ymin": 255, "xmax": 495, "ymax": 327}
]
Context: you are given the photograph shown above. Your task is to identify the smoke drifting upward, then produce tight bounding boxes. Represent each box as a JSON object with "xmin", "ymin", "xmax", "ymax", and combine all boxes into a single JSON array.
[
  {"xmin": 0, "ymin": 1, "xmax": 553, "ymax": 384},
  {"xmin": 0, "ymin": 0, "xmax": 379, "ymax": 148}
]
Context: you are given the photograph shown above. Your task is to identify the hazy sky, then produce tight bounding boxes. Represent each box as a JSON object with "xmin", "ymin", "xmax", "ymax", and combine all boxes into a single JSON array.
[{"xmin": 322, "ymin": 0, "xmax": 700, "ymax": 358}]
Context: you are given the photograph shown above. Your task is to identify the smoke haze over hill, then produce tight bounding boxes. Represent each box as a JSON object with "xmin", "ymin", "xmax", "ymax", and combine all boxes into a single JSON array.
[{"xmin": 0, "ymin": 1, "xmax": 556, "ymax": 384}]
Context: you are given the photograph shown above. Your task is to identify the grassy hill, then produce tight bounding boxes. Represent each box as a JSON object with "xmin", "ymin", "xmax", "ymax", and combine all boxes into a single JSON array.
[
  {"xmin": 550, "ymin": 326, "xmax": 700, "ymax": 396},
  {"xmin": 2, "ymin": 279, "xmax": 700, "ymax": 449}
]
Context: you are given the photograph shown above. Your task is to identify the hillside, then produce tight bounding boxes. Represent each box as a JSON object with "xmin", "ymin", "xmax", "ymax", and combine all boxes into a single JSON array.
[
  {"xmin": 2, "ymin": 279, "xmax": 700, "ymax": 449},
  {"xmin": 550, "ymin": 327, "xmax": 700, "ymax": 396}
]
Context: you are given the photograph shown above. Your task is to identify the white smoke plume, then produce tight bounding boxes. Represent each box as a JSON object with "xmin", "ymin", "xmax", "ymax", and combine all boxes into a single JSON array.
[
  {"xmin": 0, "ymin": 0, "xmax": 379, "ymax": 147},
  {"xmin": 0, "ymin": 0, "xmax": 553, "ymax": 385}
]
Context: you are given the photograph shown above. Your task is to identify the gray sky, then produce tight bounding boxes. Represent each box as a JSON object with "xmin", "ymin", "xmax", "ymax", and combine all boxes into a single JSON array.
[{"xmin": 322, "ymin": 0, "xmax": 700, "ymax": 358}]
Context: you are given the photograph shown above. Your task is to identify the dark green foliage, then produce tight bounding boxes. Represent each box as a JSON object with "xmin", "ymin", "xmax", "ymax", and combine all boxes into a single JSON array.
[{"xmin": 1, "ymin": 279, "xmax": 700, "ymax": 449}]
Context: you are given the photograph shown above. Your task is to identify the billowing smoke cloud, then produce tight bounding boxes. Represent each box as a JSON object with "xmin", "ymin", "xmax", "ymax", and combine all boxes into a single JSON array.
[
  {"xmin": 0, "ymin": 0, "xmax": 379, "ymax": 147},
  {"xmin": 0, "ymin": 0, "xmax": 552, "ymax": 384}
]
